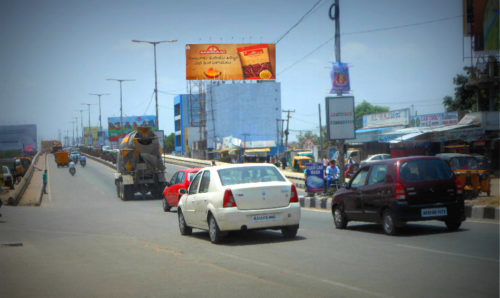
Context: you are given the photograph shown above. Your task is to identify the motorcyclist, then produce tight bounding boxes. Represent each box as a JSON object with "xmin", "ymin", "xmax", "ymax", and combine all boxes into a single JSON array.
[
  {"xmin": 80, "ymin": 155, "xmax": 86, "ymax": 165},
  {"xmin": 69, "ymin": 161, "xmax": 76, "ymax": 175}
]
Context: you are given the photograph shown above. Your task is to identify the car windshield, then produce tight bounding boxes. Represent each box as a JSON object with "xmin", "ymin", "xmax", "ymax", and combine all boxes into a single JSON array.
[
  {"xmin": 218, "ymin": 166, "xmax": 286, "ymax": 186},
  {"xmin": 188, "ymin": 172, "xmax": 197, "ymax": 181},
  {"xmin": 400, "ymin": 159, "xmax": 453, "ymax": 182},
  {"xmin": 449, "ymin": 157, "xmax": 478, "ymax": 170}
]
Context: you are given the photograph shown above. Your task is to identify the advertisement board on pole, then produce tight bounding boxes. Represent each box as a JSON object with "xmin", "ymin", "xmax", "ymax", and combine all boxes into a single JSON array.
[
  {"xmin": 326, "ymin": 96, "xmax": 355, "ymax": 140},
  {"xmin": 330, "ymin": 62, "xmax": 350, "ymax": 93},
  {"xmin": 186, "ymin": 44, "xmax": 276, "ymax": 80},
  {"xmin": 305, "ymin": 163, "xmax": 325, "ymax": 192},
  {"xmin": 108, "ymin": 115, "xmax": 157, "ymax": 142}
]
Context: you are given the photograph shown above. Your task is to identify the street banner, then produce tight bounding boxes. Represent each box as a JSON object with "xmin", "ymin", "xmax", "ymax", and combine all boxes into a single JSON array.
[
  {"xmin": 186, "ymin": 44, "xmax": 276, "ymax": 80},
  {"xmin": 326, "ymin": 96, "xmax": 355, "ymax": 140},
  {"xmin": 305, "ymin": 163, "xmax": 325, "ymax": 192},
  {"xmin": 330, "ymin": 62, "xmax": 350, "ymax": 93},
  {"xmin": 363, "ymin": 108, "xmax": 410, "ymax": 128},
  {"xmin": 108, "ymin": 115, "xmax": 157, "ymax": 142}
]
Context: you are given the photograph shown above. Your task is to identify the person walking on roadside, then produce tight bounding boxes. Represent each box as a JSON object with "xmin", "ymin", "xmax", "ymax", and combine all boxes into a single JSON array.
[{"xmin": 42, "ymin": 169, "xmax": 48, "ymax": 194}]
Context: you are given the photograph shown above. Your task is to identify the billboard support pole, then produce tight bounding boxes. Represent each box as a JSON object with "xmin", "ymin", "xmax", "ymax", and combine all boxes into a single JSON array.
[{"xmin": 330, "ymin": 0, "xmax": 346, "ymax": 185}]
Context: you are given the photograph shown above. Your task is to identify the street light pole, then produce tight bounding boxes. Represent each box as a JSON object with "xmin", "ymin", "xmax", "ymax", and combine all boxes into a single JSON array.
[
  {"xmin": 81, "ymin": 103, "xmax": 95, "ymax": 145},
  {"xmin": 107, "ymin": 79, "xmax": 135, "ymax": 137},
  {"xmin": 89, "ymin": 93, "xmax": 110, "ymax": 132},
  {"xmin": 132, "ymin": 39, "xmax": 177, "ymax": 130},
  {"xmin": 74, "ymin": 117, "xmax": 79, "ymax": 146}
]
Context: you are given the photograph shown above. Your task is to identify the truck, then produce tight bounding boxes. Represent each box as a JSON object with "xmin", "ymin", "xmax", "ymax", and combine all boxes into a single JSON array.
[
  {"xmin": 114, "ymin": 126, "xmax": 167, "ymax": 201},
  {"xmin": 55, "ymin": 151, "xmax": 70, "ymax": 167}
]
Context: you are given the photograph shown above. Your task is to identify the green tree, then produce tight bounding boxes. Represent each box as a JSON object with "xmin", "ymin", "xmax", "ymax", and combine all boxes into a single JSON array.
[
  {"xmin": 164, "ymin": 133, "xmax": 175, "ymax": 154},
  {"xmin": 296, "ymin": 130, "xmax": 320, "ymax": 148},
  {"xmin": 443, "ymin": 67, "xmax": 500, "ymax": 112},
  {"xmin": 354, "ymin": 100, "xmax": 390, "ymax": 129}
]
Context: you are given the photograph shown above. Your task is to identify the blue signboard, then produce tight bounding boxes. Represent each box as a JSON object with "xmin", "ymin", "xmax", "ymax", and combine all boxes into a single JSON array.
[{"xmin": 305, "ymin": 163, "xmax": 325, "ymax": 191}]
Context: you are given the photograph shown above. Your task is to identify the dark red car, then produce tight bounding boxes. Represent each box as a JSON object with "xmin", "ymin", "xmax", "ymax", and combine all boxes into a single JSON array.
[
  {"xmin": 162, "ymin": 168, "xmax": 202, "ymax": 212},
  {"xmin": 332, "ymin": 156, "xmax": 465, "ymax": 235}
]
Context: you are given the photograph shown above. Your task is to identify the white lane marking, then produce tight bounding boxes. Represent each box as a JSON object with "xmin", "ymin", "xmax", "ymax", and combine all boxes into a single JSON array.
[
  {"xmin": 396, "ymin": 244, "xmax": 499, "ymax": 263},
  {"xmin": 219, "ymin": 252, "xmax": 391, "ymax": 298}
]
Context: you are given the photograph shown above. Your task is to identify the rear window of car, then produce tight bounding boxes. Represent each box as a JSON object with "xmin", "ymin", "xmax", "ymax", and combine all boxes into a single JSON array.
[
  {"xmin": 218, "ymin": 166, "xmax": 286, "ymax": 186},
  {"xmin": 400, "ymin": 159, "xmax": 453, "ymax": 182}
]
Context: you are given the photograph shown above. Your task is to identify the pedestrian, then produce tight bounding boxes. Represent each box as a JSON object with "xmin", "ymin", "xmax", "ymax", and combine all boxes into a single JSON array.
[{"xmin": 43, "ymin": 169, "xmax": 48, "ymax": 194}]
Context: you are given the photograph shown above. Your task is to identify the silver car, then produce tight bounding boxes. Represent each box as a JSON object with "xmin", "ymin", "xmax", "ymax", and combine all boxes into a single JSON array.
[{"xmin": 360, "ymin": 154, "xmax": 391, "ymax": 166}]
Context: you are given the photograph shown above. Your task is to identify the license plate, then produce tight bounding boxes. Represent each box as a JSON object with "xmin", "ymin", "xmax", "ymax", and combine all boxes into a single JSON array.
[
  {"xmin": 251, "ymin": 214, "xmax": 282, "ymax": 223},
  {"xmin": 421, "ymin": 207, "xmax": 447, "ymax": 217}
]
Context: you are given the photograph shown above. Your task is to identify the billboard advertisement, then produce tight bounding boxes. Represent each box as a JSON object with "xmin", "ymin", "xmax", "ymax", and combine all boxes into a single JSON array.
[
  {"xmin": 83, "ymin": 127, "xmax": 99, "ymax": 146},
  {"xmin": 363, "ymin": 109, "xmax": 410, "ymax": 128},
  {"xmin": 107, "ymin": 115, "xmax": 156, "ymax": 142},
  {"xmin": 305, "ymin": 163, "xmax": 325, "ymax": 192},
  {"xmin": 463, "ymin": 0, "xmax": 499, "ymax": 52},
  {"xmin": 186, "ymin": 44, "xmax": 276, "ymax": 80},
  {"xmin": 326, "ymin": 96, "xmax": 355, "ymax": 140},
  {"xmin": 330, "ymin": 62, "xmax": 350, "ymax": 93}
]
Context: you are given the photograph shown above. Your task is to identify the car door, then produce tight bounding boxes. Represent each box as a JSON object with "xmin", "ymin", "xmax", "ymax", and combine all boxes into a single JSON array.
[
  {"xmin": 195, "ymin": 170, "xmax": 212, "ymax": 227},
  {"xmin": 183, "ymin": 171, "xmax": 202, "ymax": 226},
  {"xmin": 166, "ymin": 171, "xmax": 179, "ymax": 205},
  {"xmin": 171, "ymin": 171, "xmax": 186, "ymax": 206},
  {"xmin": 343, "ymin": 167, "xmax": 369, "ymax": 220},
  {"xmin": 362, "ymin": 164, "xmax": 389, "ymax": 221}
]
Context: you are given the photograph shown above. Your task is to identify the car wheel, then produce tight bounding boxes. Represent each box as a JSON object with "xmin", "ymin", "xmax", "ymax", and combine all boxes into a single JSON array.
[
  {"xmin": 333, "ymin": 205, "xmax": 348, "ymax": 229},
  {"xmin": 445, "ymin": 218, "xmax": 461, "ymax": 231},
  {"xmin": 178, "ymin": 210, "xmax": 192, "ymax": 235},
  {"xmin": 162, "ymin": 198, "xmax": 171, "ymax": 212},
  {"xmin": 281, "ymin": 225, "xmax": 299, "ymax": 238},
  {"xmin": 208, "ymin": 215, "xmax": 225, "ymax": 244},
  {"xmin": 382, "ymin": 210, "xmax": 397, "ymax": 235}
]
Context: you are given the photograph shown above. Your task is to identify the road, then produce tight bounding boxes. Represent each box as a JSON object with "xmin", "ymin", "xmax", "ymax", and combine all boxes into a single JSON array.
[{"xmin": 0, "ymin": 157, "xmax": 498, "ymax": 297}]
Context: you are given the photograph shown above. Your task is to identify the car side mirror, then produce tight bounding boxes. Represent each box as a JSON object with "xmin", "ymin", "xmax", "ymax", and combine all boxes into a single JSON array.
[{"xmin": 179, "ymin": 188, "xmax": 187, "ymax": 195}]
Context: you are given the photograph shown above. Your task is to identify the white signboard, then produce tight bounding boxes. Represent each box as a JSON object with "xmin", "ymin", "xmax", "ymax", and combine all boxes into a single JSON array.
[
  {"xmin": 326, "ymin": 96, "xmax": 355, "ymax": 140},
  {"xmin": 363, "ymin": 108, "xmax": 410, "ymax": 128},
  {"xmin": 412, "ymin": 112, "xmax": 458, "ymax": 127}
]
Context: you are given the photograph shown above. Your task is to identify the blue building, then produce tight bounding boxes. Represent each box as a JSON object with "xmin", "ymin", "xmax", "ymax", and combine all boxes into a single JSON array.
[
  {"xmin": 174, "ymin": 94, "xmax": 202, "ymax": 154},
  {"xmin": 174, "ymin": 81, "xmax": 282, "ymax": 158}
]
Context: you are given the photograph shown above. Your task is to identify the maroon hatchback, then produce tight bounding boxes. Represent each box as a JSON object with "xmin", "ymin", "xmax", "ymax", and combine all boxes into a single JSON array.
[{"xmin": 332, "ymin": 156, "xmax": 465, "ymax": 235}]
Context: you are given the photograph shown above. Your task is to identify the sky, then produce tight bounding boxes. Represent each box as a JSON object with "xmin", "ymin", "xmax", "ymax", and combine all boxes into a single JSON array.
[{"xmin": 0, "ymin": 0, "xmax": 469, "ymax": 143}]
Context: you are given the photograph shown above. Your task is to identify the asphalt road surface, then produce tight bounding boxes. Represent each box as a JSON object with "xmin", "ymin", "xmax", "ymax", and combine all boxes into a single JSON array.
[{"xmin": 0, "ymin": 157, "xmax": 498, "ymax": 298}]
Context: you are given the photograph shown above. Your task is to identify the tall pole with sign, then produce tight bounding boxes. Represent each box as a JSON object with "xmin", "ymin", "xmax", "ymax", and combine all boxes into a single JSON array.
[{"xmin": 329, "ymin": 0, "xmax": 346, "ymax": 184}]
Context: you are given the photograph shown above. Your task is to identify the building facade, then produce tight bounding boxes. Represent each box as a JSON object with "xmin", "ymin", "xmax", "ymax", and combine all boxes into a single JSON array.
[{"xmin": 174, "ymin": 94, "xmax": 202, "ymax": 155}]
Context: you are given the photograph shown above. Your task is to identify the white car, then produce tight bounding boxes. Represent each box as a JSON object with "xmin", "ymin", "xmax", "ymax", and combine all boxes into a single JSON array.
[
  {"xmin": 360, "ymin": 154, "xmax": 391, "ymax": 166},
  {"xmin": 177, "ymin": 163, "xmax": 301, "ymax": 243}
]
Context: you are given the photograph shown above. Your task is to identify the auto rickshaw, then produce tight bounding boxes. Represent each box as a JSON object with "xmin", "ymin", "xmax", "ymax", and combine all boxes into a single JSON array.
[
  {"xmin": 472, "ymin": 154, "xmax": 491, "ymax": 196},
  {"xmin": 291, "ymin": 156, "xmax": 314, "ymax": 172},
  {"xmin": 436, "ymin": 153, "xmax": 481, "ymax": 199}
]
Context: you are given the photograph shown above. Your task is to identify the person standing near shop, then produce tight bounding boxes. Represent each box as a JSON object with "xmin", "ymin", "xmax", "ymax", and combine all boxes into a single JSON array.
[{"xmin": 42, "ymin": 169, "xmax": 48, "ymax": 194}]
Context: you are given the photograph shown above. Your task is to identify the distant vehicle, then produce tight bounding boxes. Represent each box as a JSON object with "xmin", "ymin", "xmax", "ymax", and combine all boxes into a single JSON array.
[
  {"xmin": 360, "ymin": 154, "xmax": 391, "ymax": 166},
  {"xmin": 102, "ymin": 145, "xmax": 113, "ymax": 152},
  {"xmin": 331, "ymin": 156, "xmax": 465, "ymax": 235},
  {"xmin": 291, "ymin": 155, "xmax": 313, "ymax": 172},
  {"xmin": 55, "ymin": 151, "xmax": 70, "ymax": 167},
  {"xmin": 2, "ymin": 165, "xmax": 14, "ymax": 189},
  {"xmin": 177, "ymin": 163, "xmax": 301, "ymax": 243},
  {"xmin": 70, "ymin": 151, "xmax": 80, "ymax": 161},
  {"xmin": 162, "ymin": 168, "xmax": 202, "ymax": 212}
]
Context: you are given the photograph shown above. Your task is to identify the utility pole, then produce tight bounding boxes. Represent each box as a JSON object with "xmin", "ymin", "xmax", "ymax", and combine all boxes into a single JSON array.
[
  {"xmin": 318, "ymin": 103, "xmax": 323, "ymax": 156},
  {"xmin": 329, "ymin": 0, "xmax": 346, "ymax": 184},
  {"xmin": 282, "ymin": 109, "xmax": 295, "ymax": 154},
  {"xmin": 89, "ymin": 93, "xmax": 110, "ymax": 132},
  {"xmin": 71, "ymin": 120, "xmax": 75, "ymax": 146},
  {"xmin": 81, "ymin": 103, "xmax": 95, "ymax": 145},
  {"xmin": 74, "ymin": 117, "xmax": 79, "ymax": 146}
]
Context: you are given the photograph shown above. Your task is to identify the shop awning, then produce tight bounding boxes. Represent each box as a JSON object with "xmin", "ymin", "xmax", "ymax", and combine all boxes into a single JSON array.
[{"xmin": 244, "ymin": 148, "xmax": 271, "ymax": 154}]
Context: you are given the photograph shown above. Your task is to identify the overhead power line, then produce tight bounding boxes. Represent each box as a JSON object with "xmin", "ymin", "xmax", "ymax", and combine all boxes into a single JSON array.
[
  {"xmin": 278, "ymin": 15, "xmax": 462, "ymax": 75},
  {"xmin": 275, "ymin": 0, "xmax": 324, "ymax": 44}
]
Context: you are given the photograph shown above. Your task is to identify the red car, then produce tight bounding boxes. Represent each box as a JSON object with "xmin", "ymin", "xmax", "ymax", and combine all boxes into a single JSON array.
[{"xmin": 162, "ymin": 168, "xmax": 202, "ymax": 212}]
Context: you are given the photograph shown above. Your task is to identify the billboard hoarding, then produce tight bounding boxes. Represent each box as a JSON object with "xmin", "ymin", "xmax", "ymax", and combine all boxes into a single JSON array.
[
  {"xmin": 305, "ymin": 163, "xmax": 325, "ymax": 192},
  {"xmin": 108, "ymin": 115, "xmax": 157, "ymax": 142},
  {"xmin": 330, "ymin": 62, "xmax": 350, "ymax": 93},
  {"xmin": 326, "ymin": 96, "xmax": 355, "ymax": 140},
  {"xmin": 412, "ymin": 112, "xmax": 459, "ymax": 127},
  {"xmin": 83, "ymin": 127, "xmax": 99, "ymax": 146},
  {"xmin": 186, "ymin": 44, "xmax": 276, "ymax": 81},
  {"xmin": 363, "ymin": 109, "xmax": 410, "ymax": 129}
]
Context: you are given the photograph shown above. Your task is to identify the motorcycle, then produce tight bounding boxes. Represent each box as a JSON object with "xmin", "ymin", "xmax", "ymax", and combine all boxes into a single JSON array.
[
  {"xmin": 69, "ymin": 167, "xmax": 76, "ymax": 176},
  {"xmin": 80, "ymin": 159, "xmax": 86, "ymax": 167}
]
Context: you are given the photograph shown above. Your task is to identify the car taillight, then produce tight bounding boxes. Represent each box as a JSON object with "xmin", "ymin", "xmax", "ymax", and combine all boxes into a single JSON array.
[
  {"xmin": 455, "ymin": 177, "xmax": 463, "ymax": 195},
  {"xmin": 290, "ymin": 184, "xmax": 299, "ymax": 203},
  {"xmin": 223, "ymin": 189, "xmax": 237, "ymax": 208},
  {"xmin": 395, "ymin": 183, "xmax": 406, "ymax": 201}
]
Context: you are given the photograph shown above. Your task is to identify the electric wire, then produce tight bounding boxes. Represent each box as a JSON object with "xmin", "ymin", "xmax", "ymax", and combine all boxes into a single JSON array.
[
  {"xmin": 275, "ymin": 0, "xmax": 325, "ymax": 44},
  {"xmin": 278, "ymin": 15, "xmax": 462, "ymax": 76}
]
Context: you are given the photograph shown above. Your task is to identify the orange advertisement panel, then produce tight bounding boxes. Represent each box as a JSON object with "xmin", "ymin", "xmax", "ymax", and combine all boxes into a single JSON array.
[{"xmin": 186, "ymin": 44, "xmax": 276, "ymax": 80}]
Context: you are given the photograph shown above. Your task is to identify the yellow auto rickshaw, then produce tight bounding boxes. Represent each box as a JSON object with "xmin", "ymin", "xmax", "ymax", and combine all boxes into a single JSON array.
[
  {"xmin": 437, "ymin": 153, "xmax": 481, "ymax": 199},
  {"xmin": 472, "ymin": 154, "xmax": 491, "ymax": 196},
  {"xmin": 292, "ymin": 156, "xmax": 314, "ymax": 172}
]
